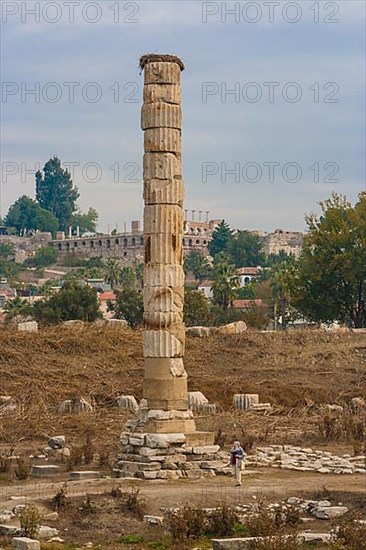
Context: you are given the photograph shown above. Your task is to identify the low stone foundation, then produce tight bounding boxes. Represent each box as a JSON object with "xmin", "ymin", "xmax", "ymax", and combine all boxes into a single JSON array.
[{"xmin": 115, "ymin": 404, "xmax": 221, "ymax": 479}]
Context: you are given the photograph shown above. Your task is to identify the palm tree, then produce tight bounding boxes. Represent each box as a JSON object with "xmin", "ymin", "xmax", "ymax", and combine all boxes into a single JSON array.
[
  {"xmin": 103, "ymin": 259, "xmax": 121, "ymax": 290},
  {"xmin": 184, "ymin": 250, "xmax": 210, "ymax": 282},
  {"xmin": 270, "ymin": 261, "xmax": 297, "ymax": 329},
  {"xmin": 0, "ymin": 242, "xmax": 15, "ymax": 261},
  {"xmin": 212, "ymin": 261, "xmax": 240, "ymax": 309},
  {"xmin": 120, "ymin": 266, "xmax": 137, "ymax": 289}
]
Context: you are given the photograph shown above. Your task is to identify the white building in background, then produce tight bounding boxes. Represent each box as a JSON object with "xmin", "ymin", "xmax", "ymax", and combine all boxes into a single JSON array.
[
  {"xmin": 197, "ymin": 280, "xmax": 214, "ymax": 299},
  {"xmin": 236, "ymin": 266, "xmax": 262, "ymax": 286}
]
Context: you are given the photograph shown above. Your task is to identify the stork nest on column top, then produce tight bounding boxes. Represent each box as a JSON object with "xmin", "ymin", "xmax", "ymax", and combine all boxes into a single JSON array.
[{"xmin": 139, "ymin": 54, "xmax": 185, "ymax": 71}]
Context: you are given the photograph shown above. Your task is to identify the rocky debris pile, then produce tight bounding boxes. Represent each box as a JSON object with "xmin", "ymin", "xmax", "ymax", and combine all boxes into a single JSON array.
[
  {"xmin": 40, "ymin": 434, "xmax": 70, "ymax": 462},
  {"xmin": 249, "ymin": 445, "xmax": 366, "ymax": 474}
]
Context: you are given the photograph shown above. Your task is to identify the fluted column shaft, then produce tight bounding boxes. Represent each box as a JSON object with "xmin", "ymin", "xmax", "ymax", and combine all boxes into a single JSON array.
[{"xmin": 141, "ymin": 56, "xmax": 188, "ymax": 411}]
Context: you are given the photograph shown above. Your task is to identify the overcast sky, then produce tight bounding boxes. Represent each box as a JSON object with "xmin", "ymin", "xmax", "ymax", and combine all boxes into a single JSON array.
[{"xmin": 1, "ymin": 0, "xmax": 365, "ymax": 233}]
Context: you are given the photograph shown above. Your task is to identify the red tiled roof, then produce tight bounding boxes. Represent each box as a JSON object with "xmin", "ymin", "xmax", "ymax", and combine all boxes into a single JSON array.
[
  {"xmin": 99, "ymin": 292, "xmax": 117, "ymax": 301},
  {"xmin": 232, "ymin": 299, "xmax": 264, "ymax": 309},
  {"xmin": 236, "ymin": 267, "xmax": 261, "ymax": 276}
]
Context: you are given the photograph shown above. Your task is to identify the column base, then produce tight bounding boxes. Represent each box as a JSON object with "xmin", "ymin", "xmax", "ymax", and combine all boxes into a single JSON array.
[{"xmin": 116, "ymin": 407, "xmax": 222, "ymax": 479}]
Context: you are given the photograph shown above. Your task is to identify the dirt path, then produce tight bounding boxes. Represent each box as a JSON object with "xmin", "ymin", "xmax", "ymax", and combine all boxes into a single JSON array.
[{"xmin": 1, "ymin": 469, "xmax": 365, "ymax": 512}]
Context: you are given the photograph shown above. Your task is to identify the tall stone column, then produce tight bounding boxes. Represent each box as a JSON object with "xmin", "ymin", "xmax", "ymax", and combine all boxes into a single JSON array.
[
  {"xmin": 116, "ymin": 55, "xmax": 219, "ymax": 480},
  {"xmin": 141, "ymin": 54, "xmax": 188, "ymax": 416}
]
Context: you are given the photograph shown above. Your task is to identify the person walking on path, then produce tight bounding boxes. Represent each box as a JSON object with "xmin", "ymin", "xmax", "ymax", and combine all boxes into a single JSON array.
[{"xmin": 230, "ymin": 440, "xmax": 245, "ymax": 486}]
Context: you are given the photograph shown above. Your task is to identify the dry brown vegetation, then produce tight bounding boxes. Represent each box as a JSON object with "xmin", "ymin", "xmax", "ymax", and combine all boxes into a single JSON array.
[{"xmin": 0, "ymin": 325, "xmax": 365, "ymax": 451}]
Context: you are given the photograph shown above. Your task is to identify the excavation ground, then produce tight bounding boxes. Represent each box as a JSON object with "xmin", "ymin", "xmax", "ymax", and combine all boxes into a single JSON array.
[
  {"xmin": 0, "ymin": 472, "xmax": 365, "ymax": 548},
  {"xmin": 0, "ymin": 326, "xmax": 365, "ymax": 547}
]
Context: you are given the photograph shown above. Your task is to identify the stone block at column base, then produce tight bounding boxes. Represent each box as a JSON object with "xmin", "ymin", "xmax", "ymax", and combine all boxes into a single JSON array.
[
  {"xmin": 144, "ymin": 418, "xmax": 196, "ymax": 434},
  {"xmin": 115, "ymin": 428, "xmax": 222, "ymax": 480},
  {"xmin": 185, "ymin": 431, "xmax": 215, "ymax": 446},
  {"xmin": 145, "ymin": 398, "xmax": 188, "ymax": 411}
]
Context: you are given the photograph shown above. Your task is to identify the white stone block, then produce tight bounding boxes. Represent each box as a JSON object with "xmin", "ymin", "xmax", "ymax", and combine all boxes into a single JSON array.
[
  {"xmin": 188, "ymin": 391, "xmax": 208, "ymax": 411},
  {"xmin": 17, "ymin": 321, "xmax": 38, "ymax": 332},
  {"xmin": 233, "ymin": 394, "xmax": 259, "ymax": 410},
  {"xmin": 12, "ymin": 538, "xmax": 40, "ymax": 550},
  {"xmin": 116, "ymin": 395, "xmax": 139, "ymax": 411}
]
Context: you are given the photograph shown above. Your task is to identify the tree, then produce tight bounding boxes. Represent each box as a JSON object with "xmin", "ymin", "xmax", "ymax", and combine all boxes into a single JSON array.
[
  {"xmin": 237, "ymin": 281, "xmax": 256, "ymax": 300},
  {"xmin": 183, "ymin": 290, "xmax": 211, "ymax": 326},
  {"xmin": 212, "ymin": 261, "xmax": 240, "ymax": 309},
  {"xmin": 270, "ymin": 260, "xmax": 297, "ymax": 329},
  {"xmin": 104, "ymin": 259, "xmax": 121, "ymax": 289},
  {"xmin": 184, "ymin": 250, "xmax": 210, "ymax": 281},
  {"xmin": 294, "ymin": 192, "xmax": 366, "ymax": 328},
  {"xmin": 265, "ymin": 250, "xmax": 294, "ymax": 267},
  {"xmin": 0, "ymin": 243, "xmax": 15, "ymax": 261},
  {"xmin": 4, "ymin": 296, "xmax": 31, "ymax": 321},
  {"xmin": 71, "ymin": 207, "xmax": 98, "ymax": 234},
  {"xmin": 208, "ymin": 220, "xmax": 233, "ymax": 258},
  {"xmin": 36, "ymin": 157, "xmax": 79, "ymax": 231},
  {"xmin": 228, "ymin": 231, "xmax": 265, "ymax": 268},
  {"xmin": 5, "ymin": 196, "xmax": 58, "ymax": 235},
  {"xmin": 32, "ymin": 246, "xmax": 57, "ymax": 267},
  {"xmin": 120, "ymin": 266, "xmax": 137, "ymax": 289},
  {"xmin": 33, "ymin": 281, "xmax": 100, "ymax": 324},
  {"xmin": 135, "ymin": 263, "xmax": 144, "ymax": 289},
  {"xmin": 111, "ymin": 288, "xmax": 143, "ymax": 328}
]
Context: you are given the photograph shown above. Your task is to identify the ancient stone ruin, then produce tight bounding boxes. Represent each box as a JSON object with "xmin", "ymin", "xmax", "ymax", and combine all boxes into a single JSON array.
[{"xmin": 115, "ymin": 54, "xmax": 219, "ymax": 479}]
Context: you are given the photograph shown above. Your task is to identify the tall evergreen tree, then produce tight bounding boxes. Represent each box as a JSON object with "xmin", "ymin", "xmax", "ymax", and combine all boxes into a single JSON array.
[
  {"xmin": 35, "ymin": 157, "xmax": 79, "ymax": 231},
  {"xmin": 228, "ymin": 230, "xmax": 265, "ymax": 267},
  {"xmin": 208, "ymin": 220, "xmax": 233, "ymax": 258}
]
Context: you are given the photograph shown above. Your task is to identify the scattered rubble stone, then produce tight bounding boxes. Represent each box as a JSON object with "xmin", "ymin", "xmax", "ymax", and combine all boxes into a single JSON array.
[
  {"xmin": 188, "ymin": 391, "xmax": 208, "ymax": 410},
  {"xmin": 250, "ymin": 445, "xmax": 366, "ymax": 474},
  {"xmin": 115, "ymin": 395, "xmax": 139, "ymax": 411},
  {"xmin": 12, "ymin": 538, "xmax": 40, "ymax": 550},
  {"xmin": 186, "ymin": 326, "xmax": 211, "ymax": 337},
  {"xmin": 17, "ymin": 321, "xmax": 38, "ymax": 333},
  {"xmin": 47, "ymin": 435, "xmax": 65, "ymax": 449},
  {"xmin": 69, "ymin": 471, "xmax": 101, "ymax": 480},
  {"xmin": 31, "ymin": 465, "xmax": 60, "ymax": 477},
  {"xmin": 143, "ymin": 515, "xmax": 164, "ymax": 525},
  {"xmin": 218, "ymin": 320, "xmax": 247, "ymax": 334},
  {"xmin": 58, "ymin": 397, "xmax": 93, "ymax": 414},
  {"xmin": 63, "ymin": 320, "xmax": 84, "ymax": 327}
]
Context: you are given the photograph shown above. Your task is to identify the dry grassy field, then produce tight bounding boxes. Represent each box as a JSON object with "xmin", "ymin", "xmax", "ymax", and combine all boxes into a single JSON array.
[{"xmin": 0, "ymin": 325, "xmax": 365, "ymax": 448}]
